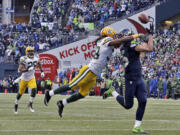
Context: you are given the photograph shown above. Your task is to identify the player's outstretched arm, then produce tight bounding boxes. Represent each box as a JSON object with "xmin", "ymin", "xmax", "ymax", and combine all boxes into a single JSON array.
[{"xmin": 109, "ymin": 34, "xmax": 143, "ymax": 47}]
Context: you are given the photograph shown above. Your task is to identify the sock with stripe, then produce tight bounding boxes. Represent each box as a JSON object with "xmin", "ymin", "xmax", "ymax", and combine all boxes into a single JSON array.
[
  {"xmin": 15, "ymin": 93, "xmax": 22, "ymax": 105},
  {"xmin": 66, "ymin": 92, "xmax": 84, "ymax": 104},
  {"xmin": 53, "ymin": 84, "xmax": 71, "ymax": 95}
]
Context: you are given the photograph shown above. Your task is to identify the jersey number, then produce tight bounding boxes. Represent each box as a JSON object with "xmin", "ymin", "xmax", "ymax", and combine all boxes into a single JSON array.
[
  {"xmin": 94, "ymin": 46, "xmax": 100, "ymax": 59},
  {"xmin": 27, "ymin": 61, "xmax": 38, "ymax": 69}
]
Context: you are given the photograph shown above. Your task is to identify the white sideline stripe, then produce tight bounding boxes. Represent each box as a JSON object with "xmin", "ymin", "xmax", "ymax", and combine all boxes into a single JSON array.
[
  {"xmin": 0, "ymin": 93, "xmax": 180, "ymax": 102},
  {"xmin": 1, "ymin": 128, "xmax": 180, "ymax": 132},
  {"xmin": 1, "ymin": 119, "xmax": 180, "ymax": 123}
]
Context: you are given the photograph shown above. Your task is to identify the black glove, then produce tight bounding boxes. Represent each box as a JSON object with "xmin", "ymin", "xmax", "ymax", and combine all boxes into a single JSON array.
[
  {"xmin": 146, "ymin": 22, "xmax": 154, "ymax": 34},
  {"xmin": 139, "ymin": 33, "xmax": 149, "ymax": 42}
]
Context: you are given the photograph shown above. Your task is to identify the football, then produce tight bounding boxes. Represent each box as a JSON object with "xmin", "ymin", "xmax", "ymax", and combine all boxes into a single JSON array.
[{"xmin": 138, "ymin": 13, "xmax": 149, "ymax": 24}]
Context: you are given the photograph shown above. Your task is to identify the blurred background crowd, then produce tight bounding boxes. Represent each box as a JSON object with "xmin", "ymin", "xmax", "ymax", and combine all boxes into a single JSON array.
[
  {"xmin": 0, "ymin": 0, "xmax": 165, "ymax": 64},
  {"xmin": 0, "ymin": 0, "xmax": 179, "ymax": 99}
]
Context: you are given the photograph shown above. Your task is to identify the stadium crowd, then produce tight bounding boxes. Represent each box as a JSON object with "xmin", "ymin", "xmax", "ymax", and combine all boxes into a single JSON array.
[
  {"xmin": 31, "ymin": 0, "xmax": 165, "ymax": 31},
  {"xmin": 31, "ymin": 0, "xmax": 67, "ymax": 24},
  {"xmin": 0, "ymin": 22, "xmax": 80, "ymax": 64},
  {"xmin": 0, "ymin": 0, "xmax": 165, "ymax": 64},
  {"xmin": 67, "ymin": 0, "xmax": 161, "ymax": 29}
]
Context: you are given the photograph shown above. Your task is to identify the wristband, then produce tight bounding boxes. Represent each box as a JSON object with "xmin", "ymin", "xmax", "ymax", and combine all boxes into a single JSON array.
[{"xmin": 132, "ymin": 34, "xmax": 139, "ymax": 39}]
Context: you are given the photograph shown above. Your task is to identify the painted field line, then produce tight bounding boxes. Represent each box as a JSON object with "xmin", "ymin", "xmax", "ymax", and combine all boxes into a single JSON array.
[
  {"xmin": 1, "ymin": 128, "xmax": 180, "ymax": 132},
  {"xmin": 1, "ymin": 119, "xmax": 180, "ymax": 123},
  {"xmin": 1, "ymin": 110, "xmax": 180, "ymax": 117}
]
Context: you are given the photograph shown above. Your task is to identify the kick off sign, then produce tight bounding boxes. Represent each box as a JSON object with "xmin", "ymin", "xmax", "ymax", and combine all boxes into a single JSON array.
[{"xmin": 43, "ymin": 36, "xmax": 98, "ymax": 71}]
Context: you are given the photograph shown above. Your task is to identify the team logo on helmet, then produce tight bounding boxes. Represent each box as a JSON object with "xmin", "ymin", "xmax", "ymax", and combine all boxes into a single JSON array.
[
  {"xmin": 100, "ymin": 27, "xmax": 116, "ymax": 38},
  {"xmin": 107, "ymin": 30, "xmax": 112, "ymax": 34}
]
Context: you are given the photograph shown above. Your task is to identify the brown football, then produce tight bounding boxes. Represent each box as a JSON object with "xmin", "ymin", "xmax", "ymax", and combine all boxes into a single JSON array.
[{"xmin": 138, "ymin": 13, "xmax": 149, "ymax": 24}]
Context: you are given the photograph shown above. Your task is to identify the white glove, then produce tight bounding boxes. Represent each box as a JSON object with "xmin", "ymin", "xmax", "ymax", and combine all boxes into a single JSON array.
[
  {"xmin": 41, "ymin": 72, "xmax": 45, "ymax": 78},
  {"xmin": 14, "ymin": 77, "xmax": 21, "ymax": 84},
  {"xmin": 28, "ymin": 66, "xmax": 34, "ymax": 71}
]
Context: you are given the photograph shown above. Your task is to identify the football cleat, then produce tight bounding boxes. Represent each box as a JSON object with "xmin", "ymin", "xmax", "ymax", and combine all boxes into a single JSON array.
[
  {"xmin": 103, "ymin": 87, "xmax": 115, "ymax": 99},
  {"xmin": 44, "ymin": 91, "xmax": 51, "ymax": 106},
  {"xmin": 57, "ymin": 100, "xmax": 64, "ymax": 118},
  {"xmin": 132, "ymin": 126, "xmax": 148, "ymax": 134},
  {"xmin": 14, "ymin": 104, "xmax": 18, "ymax": 114},
  {"xmin": 28, "ymin": 102, "xmax": 35, "ymax": 113}
]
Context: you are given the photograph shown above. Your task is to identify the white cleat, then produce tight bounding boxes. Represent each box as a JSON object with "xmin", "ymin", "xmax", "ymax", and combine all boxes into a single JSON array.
[
  {"xmin": 29, "ymin": 108, "xmax": 35, "ymax": 113},
  {"xmin": 14, "ymin": 111, "xmax": 18, "ymax": 114},
  {"xmin": 14, "ymin": 104, "xmax": 18, "ymax": 114},
  {"xmin": 28, "ymin": 102, "xmax": 35, "ymax": 113}
]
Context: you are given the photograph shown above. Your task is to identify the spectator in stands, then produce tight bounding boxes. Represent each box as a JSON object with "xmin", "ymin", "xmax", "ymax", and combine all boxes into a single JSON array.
[
  {"xmin": 0, "ymin": 80, "xmax": 3, "ymax": 93},
  {"xmin": 163, "ymin": 76, "xmax": 168, "ymax": 99},
  {"xmin": 100, "ymin": 79, "xmax": 106, "ymax": 96},
  {"xmin": 0, "ymin": 44, "xmax": 5, "ymax": 63},
  {"xmin": 8, "ymin": 75, "xmax": 14, "ymax": 93},
  {"xmin": 36, "ymin": 77, "xmax": 41, "ymax": 92},
  {"xmin": 148, "ymin": 76, "xmax": 158, "ymax": 98},
  {"xmin": 41, "ymin": 79, "xmax": 46, "ymax": 94},
  {"xmin": 2, "ymin": 77, "xmax": 9, "ymax": 93},
  {"xmin": 157, "ymin": 76, "xmax": 164, "ymax": 98},
  {"xmin": 45, "ymin": 77, "xmax": 53, "ymax": 91}
]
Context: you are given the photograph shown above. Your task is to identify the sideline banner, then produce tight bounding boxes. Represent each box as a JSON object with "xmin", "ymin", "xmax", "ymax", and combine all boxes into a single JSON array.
[
  {"xmin": 35, "ymin": 54, "xmax": 59, "ymax": 81},
  {"xmin": 43, "ymin": 36, "xmax": 98, "ymax": 71}
]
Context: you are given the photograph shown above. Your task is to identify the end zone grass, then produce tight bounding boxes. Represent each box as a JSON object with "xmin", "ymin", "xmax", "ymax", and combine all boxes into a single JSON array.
[{"xmin": 0, "ymin": 94, "xmax": 180, "ymax": 135}]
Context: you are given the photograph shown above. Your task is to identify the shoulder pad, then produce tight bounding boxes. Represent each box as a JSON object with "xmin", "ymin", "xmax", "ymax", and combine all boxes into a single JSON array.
[
  {"xmin": 20, "ymin": 56, "xmax": 27, "ymax": 61},
  {"xmin": 102, "ymin": 37, "xmax": 113, "ymax": 45}
]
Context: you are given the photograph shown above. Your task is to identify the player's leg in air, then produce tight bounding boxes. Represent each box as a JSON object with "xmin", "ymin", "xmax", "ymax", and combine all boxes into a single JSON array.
[
  {"xmin": 14, "ymin": 79, "xmax": 27, "ymax": 114},
  {"xmin": 103, "ymin": 78, "xmax": 148, "ymax": 134},
  {"xmin": 44, "ymin": 65, "xmax": 97, "ymax": 117},
  {"xmin": 103, "ymin": 78, "xmax": 135, "ymax": 109},
  {"xmin": 27, "ymin": 78, "xmax": 37, "ymax": 112}
]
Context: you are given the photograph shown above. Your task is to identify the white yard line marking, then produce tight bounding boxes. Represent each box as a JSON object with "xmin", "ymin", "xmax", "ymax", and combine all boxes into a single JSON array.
[
  {"xmin": 1, "ymin": 128, "xmax": 180, "ymax": 132},
  {"xmin": 1, "ymin": 119, "xmax": 180, "ymax": 123}
]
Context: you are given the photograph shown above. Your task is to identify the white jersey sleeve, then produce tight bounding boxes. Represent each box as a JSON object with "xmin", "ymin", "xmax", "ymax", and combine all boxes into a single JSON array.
[{"xmin": 89, "ymin": 37, "xmax": 114, "ymax": 75}]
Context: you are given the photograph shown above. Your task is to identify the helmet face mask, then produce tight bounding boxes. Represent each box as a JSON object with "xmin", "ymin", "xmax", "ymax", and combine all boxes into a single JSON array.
[
  {"xmin": 27, "ymin": 50, "xmax": 34, "ymax": 58},
  {"xmin": 123, "ymin": 29, "xmax": 133, "ymax": 36},
  {"xmin": 26, "ymin": 47, "xmax": 35, "ymax": 58}
]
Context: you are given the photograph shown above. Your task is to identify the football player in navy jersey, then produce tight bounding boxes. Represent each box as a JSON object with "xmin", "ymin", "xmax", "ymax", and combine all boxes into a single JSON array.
[{"xmin": 103, "ymin": 23, "xmax": 154, "ymax": 134}]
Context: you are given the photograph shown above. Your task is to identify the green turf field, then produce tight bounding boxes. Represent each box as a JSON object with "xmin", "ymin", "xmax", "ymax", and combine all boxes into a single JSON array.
[{"xmin": 0, "ymin": 94, "xmax": 180, "ymax": 135}]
